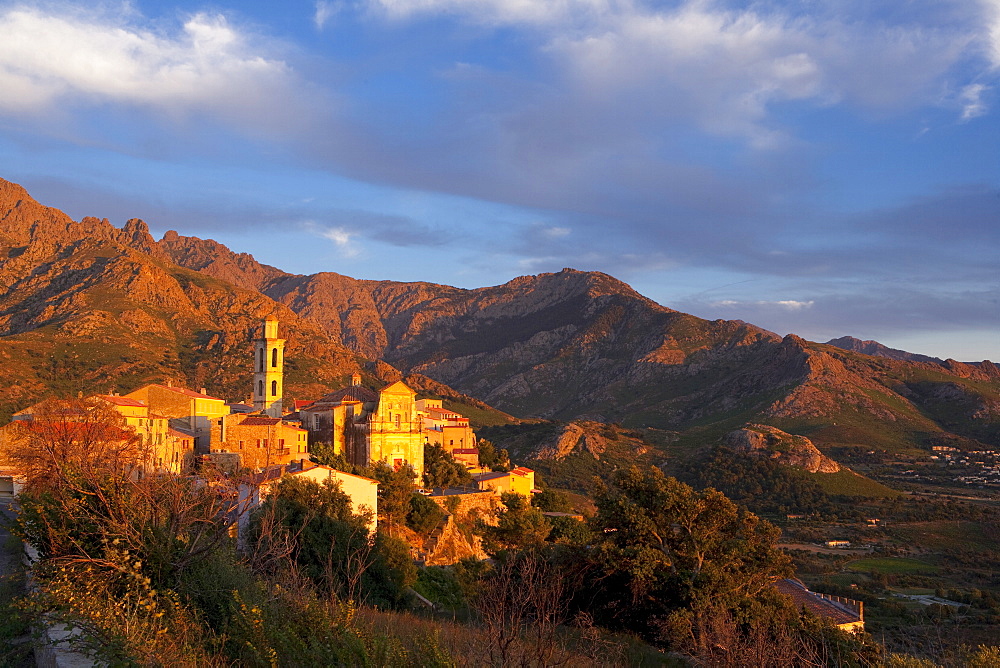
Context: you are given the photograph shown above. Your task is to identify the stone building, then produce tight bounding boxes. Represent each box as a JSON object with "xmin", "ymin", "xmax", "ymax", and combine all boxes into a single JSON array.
[{"xmin": 208, "ymin": 413, "xmax": 308, "ymax": 469}]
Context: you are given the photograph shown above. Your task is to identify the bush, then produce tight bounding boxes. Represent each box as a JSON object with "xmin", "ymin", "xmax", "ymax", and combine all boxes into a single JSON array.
[{"xmin": 408, "ymin": 493, "xmax": 446, "ymax": 536}]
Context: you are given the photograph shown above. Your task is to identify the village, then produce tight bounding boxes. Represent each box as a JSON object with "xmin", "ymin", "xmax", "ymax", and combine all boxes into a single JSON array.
[{"xmin": 0, "ymin": 316, "xmax": 541, "ymax": 567}]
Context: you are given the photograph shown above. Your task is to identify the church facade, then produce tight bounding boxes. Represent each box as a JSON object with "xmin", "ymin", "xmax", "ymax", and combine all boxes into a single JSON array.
[{"xmin": 299, "ymin": 376, "xmax": 425, "ymax": 478}]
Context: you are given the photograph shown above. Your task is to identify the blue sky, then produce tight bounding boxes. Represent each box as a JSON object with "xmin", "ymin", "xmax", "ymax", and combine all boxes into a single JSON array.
[{"xmin": 1, "ymin": 0, "xmax": 997, "ymax": 361}]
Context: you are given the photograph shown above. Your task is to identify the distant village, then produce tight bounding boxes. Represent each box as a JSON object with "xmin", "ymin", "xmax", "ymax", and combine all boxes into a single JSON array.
[{"xmin": 0, "ymin": 316, "xmax": 536, "ymax": 543}]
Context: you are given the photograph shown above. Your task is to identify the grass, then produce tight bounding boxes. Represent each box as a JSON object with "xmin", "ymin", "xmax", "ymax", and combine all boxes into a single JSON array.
[
  {"xmin": 890, "ymin": 520, "xmax": 1000, "ymax": 553},
  {"xmin": 846, "ymin": 557, "xmax": 938, "ymax": 575},
  {"xmin": 812, "ymin": 470, "xmax": 902, "ymax": 498}
]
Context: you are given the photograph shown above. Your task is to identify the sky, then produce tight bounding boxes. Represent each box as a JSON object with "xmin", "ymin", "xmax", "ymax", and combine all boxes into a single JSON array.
[{"xmin": 0, "ymin": 0, "xmax": 997, "ymax": 361}]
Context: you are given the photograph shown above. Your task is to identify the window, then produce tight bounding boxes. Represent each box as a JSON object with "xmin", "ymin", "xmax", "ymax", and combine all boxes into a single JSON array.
[
  {"xmin": 239, "ymin": 440, "xmax": 244, "ymax": 450},
  {"xmin": 258, "ymin": 351, "xmax": 264, "ymax": 373},
  {"xmin": 258, "ymin": 380, "xmax": 264, "ymax": 397},
  {"xmin": 271, "ymin": 380, "xmax": 278, "ymax": 397},
  {"xmin": 271, "ymin": 347, "xmax": 278, "ymax": 368},
  {"xmin": 279, "ymin": 439, "xmax": 285, "ymax": 447}
]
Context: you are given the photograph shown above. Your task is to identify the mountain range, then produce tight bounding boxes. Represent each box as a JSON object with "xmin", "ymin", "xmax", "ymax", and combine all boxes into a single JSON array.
[{"xmin": 1, "ymin": 177, "xmax": 997, "ymax": 461}]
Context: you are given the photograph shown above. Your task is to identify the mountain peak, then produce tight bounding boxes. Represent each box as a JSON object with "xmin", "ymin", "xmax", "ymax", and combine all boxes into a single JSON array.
[{"xmin": 825, "ymin": 335, "xmax": 941, "ymax": 364}]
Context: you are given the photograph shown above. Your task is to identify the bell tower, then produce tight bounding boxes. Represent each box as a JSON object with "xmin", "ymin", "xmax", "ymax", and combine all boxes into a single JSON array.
[{"xmin": 253, "ymin": 315, "xmax": 285, "ymax": 417}]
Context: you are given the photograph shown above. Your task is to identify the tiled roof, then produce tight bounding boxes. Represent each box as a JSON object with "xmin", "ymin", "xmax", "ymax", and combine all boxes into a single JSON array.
[
  {"xmin": 474, "ymin": 471, "xmax": 509, "ymax": 482},
  {"xmin": 158, "ymin": 385, "xmax": 224, "ymax": 400},
  {"xmin": 240, "ymin": 416, "xmax": 282, "ymax": 426},
  {"xmin": 512, "ymin": 466, "xmax": 534, "ymax": 476},
  {"xmin": 290, "ymin": 464, "xmax": 380, "ymax": 485},
  {"xmin": 168, "ymin": 428, "xmax": 193, "ymax": 439},
  {"xmin": 774, "ymin": 579, "xmax": 863, "ymax": 627},
  {"xmin": 316, "ymin": 386, "xmax": 378, "ymax": 404},
  {"xmin": 99, "ymin": 395, "xmax": 148, "ymax": 407}
]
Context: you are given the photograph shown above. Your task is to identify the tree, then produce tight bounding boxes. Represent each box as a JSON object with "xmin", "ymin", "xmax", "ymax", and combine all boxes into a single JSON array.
[
  {"xmin": 422, "ymin": 443, "xmax": 473, "ymax": 489},
  {"xmin": 250, "ymin": 476, "xmax": 415, "ymax": 607},
  {"xmin": 589, "ymin": 466, "xmax": 792, "ymax": 646},
  {"xmin": 8, "ymin": 398, "xmax": 243, "ymax": 586},
  {"xmin": 480, "ymin": 492, "xmax": 552, "ymax": 556},
  {"xmin": 362, "ymin": 462, "xmax": 416, "ymax": 531},
  {"xmin": 477, "ymin": 438, "xmax": 510, "ymax": 472},
  {"xmin": 407, "ymin": 492, "xmax": 446, "ymax": 536}
]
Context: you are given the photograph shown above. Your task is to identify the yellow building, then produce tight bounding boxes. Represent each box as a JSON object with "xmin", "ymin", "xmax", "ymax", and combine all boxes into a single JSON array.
[
  {"xmin": 300, "ymin": 377, "xmax": 425, "ymax": 478},
  {"xmin": 97, "ymin": 395, "xmax": 193, "ymax": 474},
  {"xmin": 5, "ymin": 395, "xmax": 195, "ymax": 476},
  {"xmin": 473, "ymin": 466, "xmax": 537, "ymax": 497},
  {"xmin": 236, "ymin": 461, "xmax": 380, "ymax": 542},
  {"xmin": 124, "ymin": 383, "xmax": 229, "ymax": 452},
  {"xmin": 417, "ymin": 399, "xmax": 477, "ymax": 457}
]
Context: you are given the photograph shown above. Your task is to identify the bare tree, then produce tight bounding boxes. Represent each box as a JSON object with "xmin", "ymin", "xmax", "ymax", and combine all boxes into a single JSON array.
[{"xmin": 471, "ymin": 552, "xmax": 576, "ymax": 667}]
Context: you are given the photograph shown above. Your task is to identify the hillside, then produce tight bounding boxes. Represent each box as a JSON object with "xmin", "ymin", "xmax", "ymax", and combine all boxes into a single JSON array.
[
  {"xmin": 2, "ymin": 177, "xmax": 999, "ymax": 460},
  {"xmin": 0, "ymin": 179, "xmax": 366, "ymax": 420}
]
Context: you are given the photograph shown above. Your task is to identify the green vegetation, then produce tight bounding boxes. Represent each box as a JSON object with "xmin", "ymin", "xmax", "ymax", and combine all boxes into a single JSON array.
[
  {"xmin": 422, "ymin": 442, "xmax": 474, "ymax": 489},
  {"xmin": 847, "ymin": 557, "xmax": 939, "ymax": 575},
  {"xmin": 813, "ymin": 469, "xmax": 903, "ymax": 498}
]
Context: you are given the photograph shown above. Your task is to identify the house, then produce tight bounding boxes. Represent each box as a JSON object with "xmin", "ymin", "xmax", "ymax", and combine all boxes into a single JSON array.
[
  {"xmin": 124, "ymin": 383, "xmax": 229, "ymax": 452},
  {"xmin": 473, "ymin": 467, "xmax": 537, "ymax": 497},
  {"xmin": 417, "ymin": 399, "xmax": 477, "ymax": 453},
  {"xmin": 208, "ymin": 413, "xmax": 309, "ymax": 469},
  {"xmin": 236, "ymin": 460, "xmax": 379, "ymax": 540},
  {"xmin": 825, "ymin": 540, "xmax": 851, "ymax": 548},
  {"xmin": 774, "ymin": 578, "xmax": 864, "ymax": 633},
  {"xmin": 97, "ymin": 395, "xmax": 194, "ymax": 474},
  {"xmin": 6, "ymin": 394, "xmax": 195, "ymax": 476}
]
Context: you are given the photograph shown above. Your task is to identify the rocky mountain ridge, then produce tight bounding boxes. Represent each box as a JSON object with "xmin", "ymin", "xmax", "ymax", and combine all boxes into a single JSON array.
[
  {"xmin": 825, "ymin": 336, "xmax": 942, "ymax": 364},
  {"xmin": 2, "ymin": 177, "xmax": 998, "ymax": 459}
]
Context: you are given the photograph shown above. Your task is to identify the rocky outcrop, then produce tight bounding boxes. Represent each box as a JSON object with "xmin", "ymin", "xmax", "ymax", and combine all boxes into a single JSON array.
[
  {"xmin": 534, "ymin": 421, "xmax": 649, "ymax": 460},
  {"xmin": 724, "ymin": 424, "xmax": 841, "ymax": 473}
]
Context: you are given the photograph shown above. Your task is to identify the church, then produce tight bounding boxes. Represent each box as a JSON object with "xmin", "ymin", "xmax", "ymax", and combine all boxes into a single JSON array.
[{"xmin": 298, "ymin": 376, "xmax": 426, "ymax": 479}]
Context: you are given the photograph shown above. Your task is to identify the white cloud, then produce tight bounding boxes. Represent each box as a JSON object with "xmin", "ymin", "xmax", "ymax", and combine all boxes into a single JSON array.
[
  {"xmin": 984, "ymin": 0, "xmax": 1000, "ymax": 68},
  {"xmin": 959, "ymin": 83, "xmax": 989, "ymax": 120},
  {"xmin": 0, "ymin": 6, "xmax": 306, "ymax": 130},
  {"xmin": 711, "ymin": 299, "xmax": 814, "ymax": 310},
  {"xmin": 773, "ymin": 300, "xmax": 815, "ymax": 310},
  {"xmin": 320, "ymin": 225, "xmax": 361, "ymax": 257},
  {"xmin": 314, "ymin": 1, "xmax": 342, "ymax": 30},
  {"xmin": 371, "ymin": 0, "xmax": 610, "ymax": 25},
  {"xmin": 367, "ymin": 0, "xmax": 997, "ymax": 143},
  {"xmin": 541, "ymin": 226, "xmax": 571, "ymax": 238}
]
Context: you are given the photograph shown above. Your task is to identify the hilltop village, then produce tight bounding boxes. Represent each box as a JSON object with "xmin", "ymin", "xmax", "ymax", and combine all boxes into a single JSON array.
[{"xmin": 0, "ymin": 316, "xmax": 535, "ymax": 563}]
